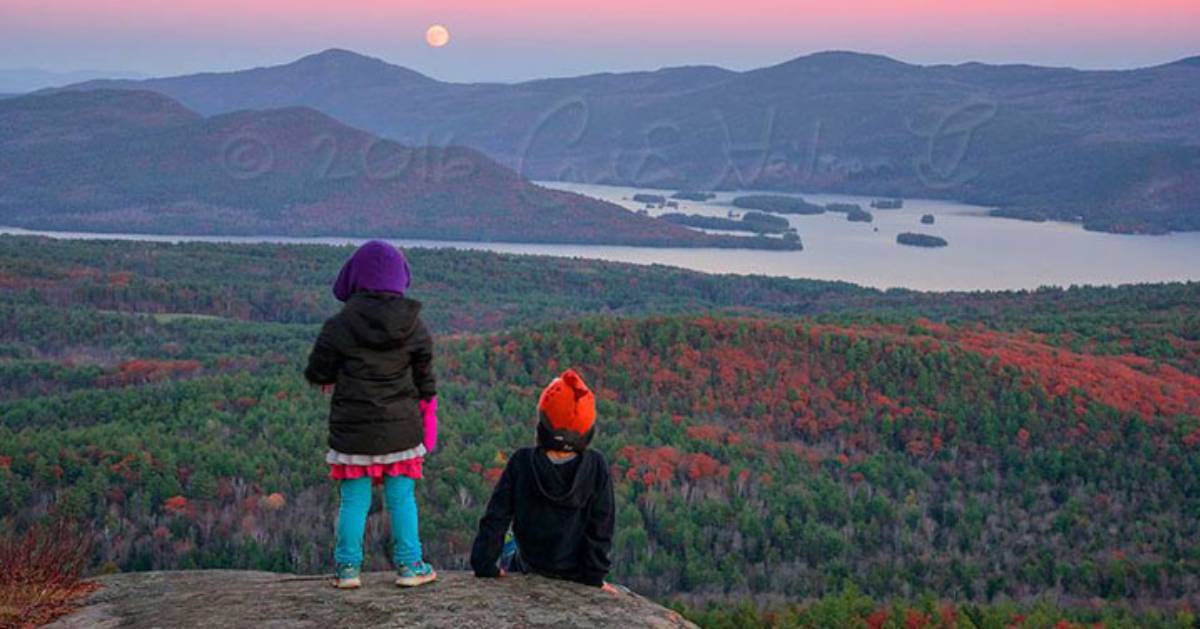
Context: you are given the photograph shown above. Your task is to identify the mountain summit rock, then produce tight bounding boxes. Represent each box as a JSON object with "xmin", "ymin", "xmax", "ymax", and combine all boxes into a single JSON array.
[{"xmin": 48, "ymin": 570, "xmax": 697, "ymax": 629}]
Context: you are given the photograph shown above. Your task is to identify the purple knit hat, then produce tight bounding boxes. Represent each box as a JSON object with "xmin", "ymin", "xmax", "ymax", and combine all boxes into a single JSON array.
[{"xmin": 332, "ymin": 240, "xmax": 411, "ymax": 302}]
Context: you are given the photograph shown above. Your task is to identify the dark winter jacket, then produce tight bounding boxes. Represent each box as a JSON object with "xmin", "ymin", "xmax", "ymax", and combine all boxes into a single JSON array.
[
  {"xmin": 470, "ymin": 447, "xmax": 614, "ymax": 587},
  {"xmin": 303, "ymin": 292, "xmax": 435, "ymax": 455}
]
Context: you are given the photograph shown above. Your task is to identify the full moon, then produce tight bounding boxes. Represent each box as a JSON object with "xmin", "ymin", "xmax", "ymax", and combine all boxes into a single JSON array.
[{"xmin": 425, "ymin": 25, "xmax": 450, "ymax": 48}]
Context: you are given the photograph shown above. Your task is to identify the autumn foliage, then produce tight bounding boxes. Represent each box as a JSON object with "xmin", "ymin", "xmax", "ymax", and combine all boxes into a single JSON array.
[
  {"xmin": 921, "ymin": 321, "xmax": 1200, "ymax": 421},
  {"xmin": 4, "ymin": 238, "xmax": 1200, "ymax": 618},
  {"xmin": 0, "ymin": 521, "xmax": 97, "ymax": 629},
  {"xmin": 98, "ymin": 359, "xmax": 202, "ymax": 387}
]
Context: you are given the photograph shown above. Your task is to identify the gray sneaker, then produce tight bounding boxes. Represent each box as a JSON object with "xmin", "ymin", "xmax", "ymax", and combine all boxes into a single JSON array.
[
  {"xmin": 395, "ymin": 560, "xmax": 437, "ymax": 587},
  {"xmin": 333, "ymin": 563, "xmax": 362, "ymax": 589}
]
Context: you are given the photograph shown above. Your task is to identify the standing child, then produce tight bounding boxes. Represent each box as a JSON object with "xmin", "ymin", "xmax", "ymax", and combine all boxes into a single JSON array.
[
  {"xmin": 470, "ymin": 369, "xmax": 616, "ymax": 590},
  {"xmin": 304, "ymin": 240, "xmax": 439, "ymax": 589}
]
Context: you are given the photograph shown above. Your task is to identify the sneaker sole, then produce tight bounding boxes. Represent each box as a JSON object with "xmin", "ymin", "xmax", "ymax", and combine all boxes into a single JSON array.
[
  {"xmin": 333, "ymin": 578, "xmax": 362, "ymax": 589},
  {"xmin": 395, "ymin": 570, "xmax": 437, "ymax": 587}
]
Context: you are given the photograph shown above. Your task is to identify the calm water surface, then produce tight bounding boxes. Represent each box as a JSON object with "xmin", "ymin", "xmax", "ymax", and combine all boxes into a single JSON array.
[
  {"xmin": 3, "ymin": 182, "xmax": 1198, "ymax": 291},
  {"xmin": 542, "ymin": 183, "xmax": 1200, "ymax": 291}
]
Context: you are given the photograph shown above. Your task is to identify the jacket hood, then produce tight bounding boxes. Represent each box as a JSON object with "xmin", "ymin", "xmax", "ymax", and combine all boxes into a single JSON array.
[
  {"xmin": 342, "ymin": 292, "xmax": 422, "ymax": 348},
  {"xmin": 528, "ymin": 449, "xmax": 600, "ymax": 510},
  {"xmin": 332, "ymin": 240, "xmax": 411, "ymax": 302}
]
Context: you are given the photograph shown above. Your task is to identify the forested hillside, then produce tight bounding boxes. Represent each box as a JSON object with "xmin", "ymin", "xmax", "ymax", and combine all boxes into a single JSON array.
[
  {"xmin": 0, "ymin": 91, "xmax": 790, "ymax": 249},
  {"xmin": 2, "ymin": 237, "xmax": 1199, "ymax": 626}
]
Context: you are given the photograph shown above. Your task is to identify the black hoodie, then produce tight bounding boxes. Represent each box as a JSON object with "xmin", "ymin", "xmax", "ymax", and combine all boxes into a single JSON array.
[
  {"xmin": 304, "ymin": 292, "xmax": 435, "ymax": 455},
  {"xmin": 471, "ymin": 447, "xmax": 614, "ymax": 587}
]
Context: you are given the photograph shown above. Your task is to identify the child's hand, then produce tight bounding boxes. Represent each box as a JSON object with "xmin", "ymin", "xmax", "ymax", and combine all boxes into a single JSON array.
[
  {"xmin": 498, "ymin": 568, "xmax": 507, "ymax": 577},
  {"xmin": 601, "ymin": 582, "xmax": 620, "ymax": 596}
]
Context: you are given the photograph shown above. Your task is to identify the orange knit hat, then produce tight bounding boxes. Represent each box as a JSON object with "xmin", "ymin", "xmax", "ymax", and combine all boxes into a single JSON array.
[{"xmin": 536, "ymin": 369, "xmax": 596, "ymax": 451}]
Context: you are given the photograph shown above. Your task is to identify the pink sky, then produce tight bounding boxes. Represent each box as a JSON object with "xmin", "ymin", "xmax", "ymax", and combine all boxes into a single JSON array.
[{"xmin": 2, "ymin": 0, "xmax": 1198, "ymax": 81}]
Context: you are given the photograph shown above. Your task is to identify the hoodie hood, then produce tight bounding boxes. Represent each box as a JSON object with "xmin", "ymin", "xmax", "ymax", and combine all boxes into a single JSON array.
[
  {"xmin": 333, "ymin": 240, "xmax": 411, "ymax": 302},
  {"xmin": 342, "ymin": 292, "xmax": 422, "ymax": 349},
  {"xmin": 528, "ymin": 449, "xmax": 601, "ymax": 510}
]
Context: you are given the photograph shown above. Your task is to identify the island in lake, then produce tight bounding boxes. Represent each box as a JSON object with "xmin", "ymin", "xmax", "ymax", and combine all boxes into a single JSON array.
[
  {"xmin": 897, "ymin": 232, "xmax": 948, "ymax": 248},
  {"xmin": 671, "ymin": 191, "xmax": 716, "ymax": 201},
  {"xmin": 825, "ymin": 203, "xmax": 862, "ymax": 213},
  {"xmin": 990, "ymin": 208, "xmax": 1049, "ymax": 223},
  {"xmin": 632, "ymin": 193, "xmax": 667, "ymax": 205},
  {"xmin": 871, "ymin": 198, "xmax": 905, "ymax": 209},
  {"xmin": 660, "ymin": 211, "xmax": 791, "ymax": 234},
  {"xmin": 921, "ymin": 214, "xmax": 936, "ymax": 225},
  {"xmin": 846, "ymin": 208, "xmax": 874, "ymax": 223},
  {"xmin": 732, "ymin": 195, "xmax": 825, "ymax": 215}
]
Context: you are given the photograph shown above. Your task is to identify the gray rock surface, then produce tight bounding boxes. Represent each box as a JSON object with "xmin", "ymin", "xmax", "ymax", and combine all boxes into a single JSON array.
[{"xmin": 48, "ymin": 570, "xmax": 697, "ymax": 628}]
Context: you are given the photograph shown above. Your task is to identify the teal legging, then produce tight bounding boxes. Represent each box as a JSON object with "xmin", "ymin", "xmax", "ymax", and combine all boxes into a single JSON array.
[{"xmin": 334, "ymin": 475, "xmax": 422, "ymax": 568}]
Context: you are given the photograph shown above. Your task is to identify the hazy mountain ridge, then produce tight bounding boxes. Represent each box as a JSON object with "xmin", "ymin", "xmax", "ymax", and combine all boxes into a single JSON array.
[
  {"xmin": 0, "ymin": 89, "xmax": 793, "ymax": 248},
  {"xmin": 1164, "ymin": 55, "xmax": 1200, "ymax": 68},
  {"xmin": 0, "ymin": 67, "xmax": 146, "ymax": 93},
  {"xmin": 0, "ymin": 89, "xmax": 201, "ymax": 146},
  {"xmin": 59, "ymin": 48, "xmax": 1200, "ymax": 233}
]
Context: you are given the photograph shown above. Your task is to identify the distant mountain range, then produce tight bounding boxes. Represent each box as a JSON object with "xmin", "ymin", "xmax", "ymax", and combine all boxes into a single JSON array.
[
  {"xmin": 0, "ymin": 67, "xmax": 146, "ymax": 93},
  {"xmin": 0, "ymin": 89, "xmax": 791, "ymax": 248},
  {"xmin": 58, "ymin": 49, "xmax": 1200, "ymax": 234}
]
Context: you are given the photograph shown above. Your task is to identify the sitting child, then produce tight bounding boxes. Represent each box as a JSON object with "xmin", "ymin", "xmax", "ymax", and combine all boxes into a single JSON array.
[{"xmin": 470, "ymin": 369, "xmax": 615, "ymax": 589}]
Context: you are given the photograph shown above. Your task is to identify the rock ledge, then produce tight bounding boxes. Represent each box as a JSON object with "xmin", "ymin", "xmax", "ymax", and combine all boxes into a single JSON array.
[{"xmin": 48, "ymin": 569, "xmax": 696, "ymax": 628}]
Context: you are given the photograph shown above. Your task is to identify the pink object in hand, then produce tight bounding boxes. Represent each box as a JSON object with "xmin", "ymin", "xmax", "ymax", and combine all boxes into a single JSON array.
[{"xmin": 419, "ymin": 397, "xmax": 438, "ymax": 454}]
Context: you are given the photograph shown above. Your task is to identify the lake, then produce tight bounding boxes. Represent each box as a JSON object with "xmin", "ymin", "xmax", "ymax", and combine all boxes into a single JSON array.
[
  {"xmin": 3, "ymin": 182, "xmax": 1199, "ymax": 292},
  {"xmin": 543, "ymin": 182, "xmax": 1200, "ymax": 291}
]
